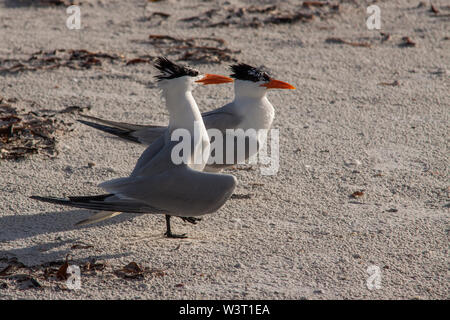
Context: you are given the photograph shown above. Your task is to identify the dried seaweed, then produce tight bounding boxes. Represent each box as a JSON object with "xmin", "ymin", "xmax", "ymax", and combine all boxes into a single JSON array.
[
  {"xmin": 350, "ymin": 190, "xmax": 365, "ymax": 198},
  {"xmin": 1, "ymin": 256, "xmax": 168, "ymax": 289},
  {"xmin": 178, "ymin": 3, "xmax": 339, "ymax": 29},
  {"xmin": 0, "ymin": 97, "xmax": 72, "ymax": 160},
  {"xmin": 0, "ymin": 49, "xmax": 125, "ymax": 74},
  {"xmin": 325, "ymin": 37, "xmax": 372, "ymax": 47},
  {"xmin": 146, "ymin": 35, "xmax": 239, "ymax": 63},
  {"xmin": 399, "ymin": 36, "xmax": 416, "ymax": 47},
  {"xmin": 12, "ymin": 0, "xmax": 81, "ymax": 5},
  {"xmin": 114, "ymin": 262, "xmax": 166, "ymax": 280},
  {"xmin": 378, "ymin": 80, "xmax": 400, "ymax": 86}
]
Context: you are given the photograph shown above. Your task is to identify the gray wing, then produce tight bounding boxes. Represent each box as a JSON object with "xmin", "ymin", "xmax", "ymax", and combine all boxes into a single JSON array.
[
  {"xmin": 100, "ymin": 165, "xmax": 237, "ymax": 217},
  {"xmin": 32, "ymin": 141, "xmax": 237, "ymax": 217},
  {"xmin": 202, "ymin": 105, "xmax": 259, "ymax": 171},
  {"xmin": 129, "ymin": 134, "xmax": 167, "ymax": 177},
  {"xmin": 202, "ymin": 103, "xmax": 243, "ymax": 134}
]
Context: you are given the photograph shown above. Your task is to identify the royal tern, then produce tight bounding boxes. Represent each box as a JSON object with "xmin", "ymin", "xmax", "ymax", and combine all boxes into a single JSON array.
[
  {"xmin": 78, "ymin": 63, "xmax": 295, "ymax": 171},
  {"xmin": 31, "ymin": 57, "xmax": 236, "ymax": 238}
]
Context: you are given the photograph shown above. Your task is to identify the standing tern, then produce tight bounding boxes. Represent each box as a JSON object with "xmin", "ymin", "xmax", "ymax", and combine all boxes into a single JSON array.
[
  {"xmin": 31, "ymin": 57, "xmax": 236, "ymax": 238},
  {"xmin": 78, "ymin": 63, "xmax": 295, "ymax": 171}
]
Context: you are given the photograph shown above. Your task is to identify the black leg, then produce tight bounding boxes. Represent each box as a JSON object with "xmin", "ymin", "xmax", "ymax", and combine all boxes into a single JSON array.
[
  {"xmin": 179, "ymin": 217, "xmax": 202, "ymax": 225},
  {"xmin": 164, "ymin": 215, "xmax": 187, "ymax": 239}
]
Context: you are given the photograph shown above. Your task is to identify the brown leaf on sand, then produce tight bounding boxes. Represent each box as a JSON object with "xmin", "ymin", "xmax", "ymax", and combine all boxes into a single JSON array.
[
  {"xmin": 123, "ymin": 262, "xmax": 143, "ymax": 274},
  {"xmin": 56, "ymin": 255, "xmax": 70, "ymax": 280},
  {"xmin": 430, "ymin": 4, "xmax": 439, "ymax": 14},
  {"xmin": 114, "ymin": 262, "xmax": 166, "ymax": 280},
  {"xmin": 114, "ymin": 262, "xmax": 144, "ymax": 280},
  {"xmin": 380, "ymin": 32, "xmax": 391, "ymax": 42},
  {"xmin": 126, "ymin": 58, "xmax": 151, "ymax": 66},
  {"xmin": 82, "ymin": 260, "xmax": 107, "ymax": 272},
  {"xmin": 350, "ymin": 191, "xmax": 365, "ymax": 198},
  {"xmin": 399, "ymin": 37, "xmax": 416, "ymax": 47}
]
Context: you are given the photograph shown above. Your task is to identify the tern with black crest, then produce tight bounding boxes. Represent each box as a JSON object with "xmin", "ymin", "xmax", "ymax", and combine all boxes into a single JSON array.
[
  {"xmin": 79, "ymin": 63, "xmax": 295, "ymax": 171},
  {"xmin": 31, "ymin": 57, "xmax": 236, "ymax": 238}
]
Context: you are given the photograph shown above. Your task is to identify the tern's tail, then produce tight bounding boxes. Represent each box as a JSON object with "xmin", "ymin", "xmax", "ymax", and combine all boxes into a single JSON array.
[
  {"xmin": 30, "ymin": 194, "xmax": 160, "ymax": 215},
  {"xmin": 77, "ymin": 115, "xmax": 165, "ymax": 145}
]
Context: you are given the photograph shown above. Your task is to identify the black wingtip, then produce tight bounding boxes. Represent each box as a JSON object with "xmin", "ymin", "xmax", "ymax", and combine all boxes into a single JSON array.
[
  {"xmin": 77, "ymin": 119, "xmax": 141, "ymax": 144},
  {"xmin": 30, "ymin": 195, "xmax": 71, "ymax": 206}
]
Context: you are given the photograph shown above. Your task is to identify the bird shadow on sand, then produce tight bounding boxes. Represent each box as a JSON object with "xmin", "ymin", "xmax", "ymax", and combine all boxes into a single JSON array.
[
  {"xmin": 0, "ymin": 209, "xmax": 143, "ymax": 242},
  {"xmin": 0, "ymin": 209, "xmax": 144, "ymax": 265}
]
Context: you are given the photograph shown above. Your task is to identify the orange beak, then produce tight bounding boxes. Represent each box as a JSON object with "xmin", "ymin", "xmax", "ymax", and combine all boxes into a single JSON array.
[
  {"xmin": 260, "ymin": 79, "xmax": 296, "ymax": 90},
  {"xmin": 195, "ymin": 74, "xmax": 234, "ymax": 85}
]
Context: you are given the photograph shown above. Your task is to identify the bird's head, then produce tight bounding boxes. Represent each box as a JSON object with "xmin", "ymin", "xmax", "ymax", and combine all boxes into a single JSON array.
[
  {"xmin": 229, "ymin": 63, "xmax": 295, "ymax": 98},
  {"xmin": 154, "ymin": 57, "xmax": 233, "ymax": 92}
]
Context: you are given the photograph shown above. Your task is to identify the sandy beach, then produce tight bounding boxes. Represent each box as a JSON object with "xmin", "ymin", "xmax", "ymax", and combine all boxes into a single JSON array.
[{"xmin": 0, "ymin": 0, "xmax": 448, "ymax": 299}]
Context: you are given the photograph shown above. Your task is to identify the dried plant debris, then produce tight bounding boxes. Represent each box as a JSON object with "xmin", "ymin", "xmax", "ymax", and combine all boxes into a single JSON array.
[
  {"xmin": 12, "ymin": 0, "xmax": 81, "ymax": 5},
  {"xmin": 141, "ymin": 11, "xmax": 171, "ymax": 27},
  {"xmin": 430, "ymin": 3, "xmax": 440, "ymax": 14},
  {"xmin": 0, "ymin": 97, "xmax": 73, "ymax": 160},
  {"xmin": 0, "ymin": 258, "xmax": 28, "ymax": 277},
  {"xmin": 325, "ymin": 37, "xmax": 371, "ymax": 47},
  {"xmin": 56, "ymin": 255, "xmax": 70, "ymax": 280},
  {"xmin": 126, "ymin": 57, "xmax": 152, "ymax": 66},
  {"xmin": 0, "ymin": 49, "xmax": 125, "ymax": 74},
  {"xmin": 146, "ymin": 35, "xmax": 240, "ymax": 63},
  {"xmin": 41, "ymin": 258, "xmax": 106, "ymax": 282},
  {"xmin": 380, "ymin": 32, "xmax": 391, "ymax": 42},
  {"xmin": 0, "ymin": 257, "xmax": 41, "ymax": 289},
  {"xmin": 0, "ymin": 49, "xmax": 167, "ymax": 73},
  {"xmin": 350, "ymin": 190, "xmax": 365, "ymax": 198},
  {"xmin": 425, "ymin": 3, "xmax": 450, "ymax": 18},
  {"xmin": 178, "ymin": 3, "xmax": 341, "ymax": 28},
  {"xmin": 70, "ymin": 243, "xmax": 94, "ymax": 250},
  {"xmin": 378, "ymin": 80, "xmax": 400, "ymax": 86},
  {"xmin": 399, "ymin": 37, "xmax": 416, "ymax": 47},
  {"xmin": 1, "ymin": 256, "xmax": 167, "ymax": 289},
  {"xmin": 114, "ymin": 262, "xmax": 166, "ymax": 280}
]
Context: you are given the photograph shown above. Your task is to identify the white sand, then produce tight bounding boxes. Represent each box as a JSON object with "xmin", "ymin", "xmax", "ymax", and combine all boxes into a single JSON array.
[{"xmin": 0, "ymin": 0, "xmax": 448, "ymax": 299}]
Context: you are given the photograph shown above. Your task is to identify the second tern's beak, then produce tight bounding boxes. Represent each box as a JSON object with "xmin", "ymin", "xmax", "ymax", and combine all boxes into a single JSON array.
[
  {"xmin": 260, "ymin": 79, "xmax": 296, "ymax": 90},
  {"xmin": 195, "ymin": 74, "xmax": 234, "ymax": 85}
]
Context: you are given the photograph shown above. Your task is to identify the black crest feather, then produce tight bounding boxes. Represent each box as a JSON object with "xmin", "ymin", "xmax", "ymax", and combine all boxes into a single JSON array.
[
  {"xmin": 229, "ymin": 63, "xmax": 270, "ymax": 82},
  {"xmin": 154, "ymin": 57, "xmax": 199, "ymax": 81}
]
